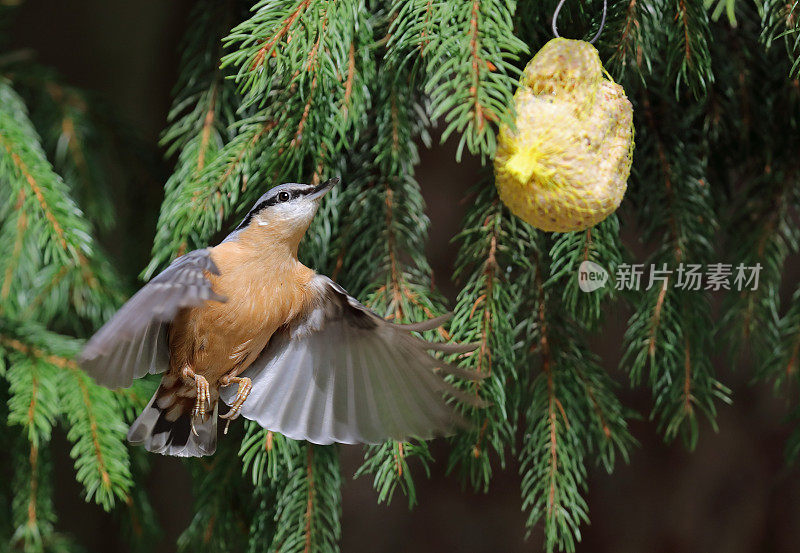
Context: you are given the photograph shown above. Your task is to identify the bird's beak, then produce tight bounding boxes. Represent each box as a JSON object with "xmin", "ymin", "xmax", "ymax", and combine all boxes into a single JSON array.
[{"xmin": 308, "ymin": 177, "xmax": 339, "ymax": 200}]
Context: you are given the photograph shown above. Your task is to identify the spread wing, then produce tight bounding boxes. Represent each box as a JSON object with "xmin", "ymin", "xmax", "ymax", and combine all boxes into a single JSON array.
[
  {"xmin": 78, "ymin": 248, "xmax": 226, "ymax": 389},
  {"xmin": 220, "ymin": 275, "xmax": 482, "ymax": 445}
]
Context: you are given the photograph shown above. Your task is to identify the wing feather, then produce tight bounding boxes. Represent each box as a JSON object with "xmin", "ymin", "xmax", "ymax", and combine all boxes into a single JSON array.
[
  {"xmin": 78, "ymin": 249, "xmax": 225, "ymax": 388},
  {"xmin": 221, "ymin": 275, "xmax": 481, "ymax": 444},
  {"xmin": 339, "ymin": 337, "xmax": 360, "ymax": 442}
]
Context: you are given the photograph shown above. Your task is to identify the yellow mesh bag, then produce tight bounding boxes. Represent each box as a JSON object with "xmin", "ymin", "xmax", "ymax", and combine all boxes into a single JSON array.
[{"xmin": 494, "ymin": 38, "xmax": 634, "ymax": 232}]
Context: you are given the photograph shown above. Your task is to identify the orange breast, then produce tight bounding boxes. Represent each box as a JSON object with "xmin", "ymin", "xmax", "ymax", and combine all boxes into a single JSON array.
[{"xmin": 168, "ymin": 239, "xmax": 316, "ymax": 384}]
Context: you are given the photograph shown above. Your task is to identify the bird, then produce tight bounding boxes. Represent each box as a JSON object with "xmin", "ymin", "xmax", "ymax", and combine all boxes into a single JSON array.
[{"xmin": 78, "ymin": 177, "xmax": 483, "ymax": 457}]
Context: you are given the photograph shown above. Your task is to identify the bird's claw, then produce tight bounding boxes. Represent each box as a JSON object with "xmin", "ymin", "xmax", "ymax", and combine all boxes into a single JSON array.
[
  {"xmin": 219, "ymin": 376, "xmax": 252, "ymax": 433},
  {"xmin": 182, "ymin": 365, "xmax": 211, "ymax": 422},
  {"xmin": 192, "ymin": 374, "xmax": 211, "ymax": 420}
]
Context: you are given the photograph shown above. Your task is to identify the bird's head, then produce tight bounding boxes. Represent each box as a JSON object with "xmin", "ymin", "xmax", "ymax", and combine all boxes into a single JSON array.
[{"xmin": 235, "ymin": 177, "xmax": 338, "ymax": 250}]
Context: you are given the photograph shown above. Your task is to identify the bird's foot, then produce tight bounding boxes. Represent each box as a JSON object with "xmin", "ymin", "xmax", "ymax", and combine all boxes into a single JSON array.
[
  {"xmin": 219, "ymin": 375, "xmax": 252, "ymax": 434},
  {"xmin": 182, "ymin": 366, "xmax": 211, "ymax": 422}
]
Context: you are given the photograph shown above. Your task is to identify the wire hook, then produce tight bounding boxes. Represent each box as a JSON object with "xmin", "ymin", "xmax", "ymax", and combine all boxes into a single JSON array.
[{"xmin": 552, "ymin": 0, "xmax": 608, "ymax": 44}]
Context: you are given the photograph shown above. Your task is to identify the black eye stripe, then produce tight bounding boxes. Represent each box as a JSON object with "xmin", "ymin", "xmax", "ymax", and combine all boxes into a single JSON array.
[{"xmin": 234, "ymin": 186, "xmax": 316, "ymax": 230}]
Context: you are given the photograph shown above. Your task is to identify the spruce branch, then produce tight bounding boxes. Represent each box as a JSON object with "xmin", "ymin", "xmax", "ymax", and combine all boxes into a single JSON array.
[
  {"xmin": 0, "ymin": 319, "xmax": 133, "ymax": 509},
  {"xmin": 178, "ymin": 441, "xmax": 257, "ymax": 552},
  {"xmin": 521, "ymin": 352, "xmax": 589, "ymax": 553},
  {"xmin": 223, "ymin": 0, "xmax": 372, "ymax": 132},
  {"xmin": 518, "ymin": 237, "xmax": 634, "ymax": 553},
  {"xmin": 149, "ymin": 0, "xmax": 373, "ymax": 276},
  {"xmin": 445, "ymin": 185, "xmax": 525, "ymax": 492},
  {"xmin": 146, "ymin": 0, "xmax": 243, "ymax": 275},
  {"xmin": 10, "ymin": 439, "xmax": 59, "ymax": 552},
  {"xmin": 240, "ymin": 422, "xmax": 302, "ymax": 486},
  {"xmin": 621, "ymin": 84, "xmax": 730, "ymax": 448},
  {"xmin": 720, "ymin": 169, "xmax": 799, "ymax": 375},
  {"xmin": 270, "ymin": 444, "xmax": 341, "ymax": 553},
  {"xmin": 602, "ymin": 0, "xmax": 656, "ymax": 78},
  {"xmin": 154, "ymin": 5, "xmax": 377, "ymax": 551},
  {"xmin": 3, "ymin": 340, "xmax": 61, "ymax": 447},
  {"xmin": 546, "ymin": 215, "xmax": 624, "ymax": 330},
  {"xmin": 340, "ymin": 68, "xmax": 440, "ymax": 506},
  {"xmin": 665, "ymin": 0, "xmax": 715, "ymax": 95},
  {"xmin": 119, "ymin": 449, "xmax": 163, "ymax": 553},
  {"xmin": 760, "ymin": 0, "xmax": 800, "ymax": 76},
  {"xmin": 12, "ymin": 73, "xmax": 118, "ymax": 231},
  {"xmin": 355, "ymin": 441, "xmax": 433, "ymax": 508},
  {"xmin": 59, "ymin": 368, "xmax": 132, "ymax": 510},
  {"xmin": 0, "ymin": 80, "xmax": 120, "ymax": 331},
  {"xmin": 390, "ymin": 0, "xmax": 528, "ymax": 159}
]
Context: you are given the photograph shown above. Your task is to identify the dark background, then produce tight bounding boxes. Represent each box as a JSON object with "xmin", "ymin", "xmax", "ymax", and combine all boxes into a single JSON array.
[{"xmin": 9, "ymin": 1, "xmax": 800, "ymax": 552}]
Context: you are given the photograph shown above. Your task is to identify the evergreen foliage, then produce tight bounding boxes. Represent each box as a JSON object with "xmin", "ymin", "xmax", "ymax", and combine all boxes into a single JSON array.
[{"xmin": 1, "ymin": 1, "xmax": 799, "ymax": 552}]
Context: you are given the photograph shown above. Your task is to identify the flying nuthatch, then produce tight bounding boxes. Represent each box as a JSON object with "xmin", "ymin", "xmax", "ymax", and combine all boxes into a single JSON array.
[{"xmin": 78, "ymin": 178, "xmax": 482, "ymax": 457}]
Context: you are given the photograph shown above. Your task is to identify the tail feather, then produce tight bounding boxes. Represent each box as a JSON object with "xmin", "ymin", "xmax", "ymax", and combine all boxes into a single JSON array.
[{"xmin": 128, "ymin": 378, "xmax": 218, "ymax": 457}]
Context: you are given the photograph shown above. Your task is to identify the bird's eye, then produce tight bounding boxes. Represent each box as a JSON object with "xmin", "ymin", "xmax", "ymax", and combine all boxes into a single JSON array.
[{"xmin": 277, "ymin": 191, "xmax": 291, "ymax": 202}]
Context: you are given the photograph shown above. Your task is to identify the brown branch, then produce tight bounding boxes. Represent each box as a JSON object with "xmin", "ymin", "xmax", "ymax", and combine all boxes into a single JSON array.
[
  {"xmin": 114, "ymin": 386, "xmax": 147, "ymax": 409},
  {"xmin": 27, "ymin": 372, "xmax": 39, "ymax": 428},
  {"xmin": 648, "ymin": 278, "xmax": 669, "ymax": 357},
  {"xmin": 27, "ymin": 442, "xmax": 39, "ymax": 530},
  {"xmin": 197, "ymin": 82, "xmax": 219, "ymax": 171},
  {"xmin": 0, "ymin": 135, "xmax": 69, "ymax": 253},
  {"xmin": 787, "ymin": 334, "xmax": 800, "ymax": 379},
  {"xmin": 305, "ymin": 18, "xmax": 325, "ymax": 71},
  {"xmin": 304, "ymin": 446, "xmax": 315, "ymax": 553},
  {"xmin": 471, "ymin": 212, "xmax": 500, "ymax": 457},
  {"xmin": 383, "ymin": 185, "xmax": 405, "ymax": 319},
  {"xmin": 15, "ymin": 336, "xmax": 43, "ymax": 531},
  {"xmin": 203, "ymin": 513, "xmax": 217, "ymax": 544},
  {"xmin": 393, "ymin": 441, "xmax": 404, "ymax": 477},
  {"xmin": 291, "ymin": 75, "xmax": 317, "ymax": 148},
  {"xmin": 582, "ymin": 229, "xmax": 592, "ymax": 263},
  {"xmin": 46, "ymin": 84, "xmax": 93, "ymax": 185},
  {"xmin": 330, "ymin": 248, "xmax": 346, "ymax": 281},
  {"xmin": 401, "ymin": 288, "xmax": 451, "ymax": 341},
  {"xmin": 683, "ymin": 336, "xmax": 693, "ymax": 414},
  {"xmin": 535, "ymin": 264, "xmax": 559, "ymax": 518},
  {"xmin": 342, "ymin": 41, "xmax": 355, "ymax": 111},
  {"xmin": 250, "ymin": 0, "xmax": 312, "ymax": 70},
  {"xmin": 61, "ymin": 116, "xmax": 89, "ymax": 175},
  {"xmin": 74, "ymin": 369, "xmax": 112, "ymax": 488},
  {"xmin": 468, "ymin": 0, "xmax": 488, "ymax": 131},
  {"xmin": 0, "ymin": 334, "xmax": 77, "ymax": 370},
  {"xmin": 676, "ymin": 0, "xmax": 693, "ymax": 65},
  {"xmin": 290, "ymin": 17, "xmax": 326, "ymax": 149},
  {"xmin": 613, "ymin": 0, "xmax": 643, "ymax": 67},
  {"xmin": 469, "ymin": 294, "xmax": 486, "ymax": 319},
  {"xmin": 478, "ymin": 232, "xmax": 497, "ymax": 375},
  {"xmin": 575, "ymin": 367, "xmax": 612, "ymax": 439},
  {"xmin": 472, "ymin": 419, "xmax": 489, "ymax": 458},
  {"xmin": 419, "ymin": 0, "xmax": 434, "ymax": 56},
  {"xmin": 544, "ymin": 329, "xmax": 558, "ymax": 517},
  {"xmin": 2, "ymin": 189, "xmax": 27, "ymax": 299},
  {"xmin": 125, "ymin": 495, "xmax": 143, "ymax": 537}
]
